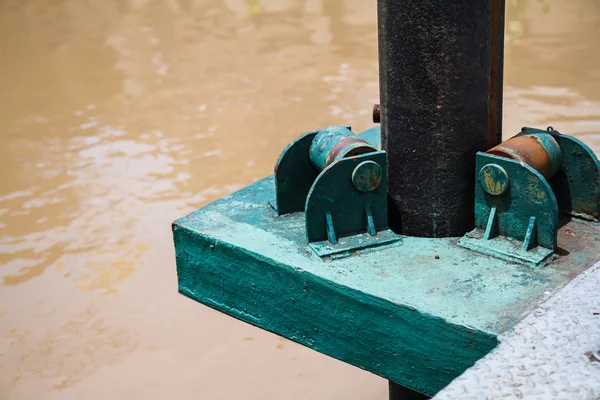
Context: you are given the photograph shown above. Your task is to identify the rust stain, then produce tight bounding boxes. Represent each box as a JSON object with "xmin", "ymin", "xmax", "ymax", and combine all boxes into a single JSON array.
[
  {"xmin": 487, "ymin": 136, "xmax": 552, "ymax": 178},
  {"xmin": 327, "ymin": 137, "xmax": 374, "ymax": 167},
  {"xmin": 484, "ymin": 170, "xmax": 494, "ymax": 193}
]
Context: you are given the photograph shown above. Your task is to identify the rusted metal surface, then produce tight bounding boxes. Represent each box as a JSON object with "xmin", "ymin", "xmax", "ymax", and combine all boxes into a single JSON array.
[
  {"xmin": 487, "ymin": 0, "xmax": 505, "ymax": 149},
  {"xmin": 272, "ymin": 130, "xmax": 320, "ymax": 215},
  {"xmin": 522, "ymin": 127, "xmax": 600, "ymax": 222},
  {"xmin": 373, "ymin": 103, "xmax": 380, "ymax": 123},
  {"xmin": 378, "ymin": 0, "xmax": 506, "ymax": 238},
  {"xmin": 174, "ymin": 174, "xmax": 600, "ymax": 397},
  {"xmin": 305, "ymin": 149, "xmax": 399, "ymax": 254},
  {"xmin": 270, "ymin": 126, "xmax": 398, "ymax": 255},
  {"xmin": 460, "ymin": 151, "xmax": 558, "ymax": 267},
  {"xmin": 461, "ymin": 129, "xmax": 600, "ymax": 267},
  {"xmin": 309, "ymin": 126, "xmax": 376, "ymax": 171},
  {"xmin": 487, "ymin": 134, "xmax": 562, "ymax": 179},
  {"xmin": 352, "ymin": 160, "xmax": 383, "ymax": 193},
  {"xmin": 478, "ymin": 164, "xmax": 509, "ymax": 196}
]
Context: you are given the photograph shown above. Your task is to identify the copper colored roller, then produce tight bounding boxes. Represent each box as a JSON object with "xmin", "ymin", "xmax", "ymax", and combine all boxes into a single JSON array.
[
  {"xmin": 487, "ymin": 134, "xmax": 562, "ymax": 179},
  {"xmin": 309, "ymin": 126, "xmax": 376, "ymax": 171}
]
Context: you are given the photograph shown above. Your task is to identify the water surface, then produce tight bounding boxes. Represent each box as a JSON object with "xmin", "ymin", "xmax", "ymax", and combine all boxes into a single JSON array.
[{"xmin": 1, "ymin": 1, "xmax": 599, "ymax": 399}]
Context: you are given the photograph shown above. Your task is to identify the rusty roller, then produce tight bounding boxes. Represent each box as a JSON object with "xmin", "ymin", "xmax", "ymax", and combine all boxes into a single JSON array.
[
  {"xmin": 486, "ymin": 133, "xmax": 563, "ymax": 179},
  {"xmin": 309, "ymin": 126, "xmax": 377, "ymax": 171}
]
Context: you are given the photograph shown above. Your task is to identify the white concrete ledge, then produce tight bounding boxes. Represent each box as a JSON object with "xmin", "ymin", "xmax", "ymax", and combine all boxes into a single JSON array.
[{"xmin": 434, "ymin": 261, "xmax": 600, "ymax": 399}]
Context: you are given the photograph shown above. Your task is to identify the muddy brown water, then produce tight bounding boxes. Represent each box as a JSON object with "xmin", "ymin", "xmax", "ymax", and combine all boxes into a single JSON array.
[{"xmin": 1, "ymin": 1, "xmax": 599, "ymax": 399}]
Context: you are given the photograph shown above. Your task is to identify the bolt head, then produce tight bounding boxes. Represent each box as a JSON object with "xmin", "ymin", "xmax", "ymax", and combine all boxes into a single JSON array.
[
  {"xmin": 352, "ymin": 161, "xmax": 382, "ymax": 192},
  {"xmin": 373, "ymin": 104, "xmax": 381, "ymax": 123},
  {"xmin": 479, "ymin": 164, "xmax": 509, "ymax": 196}
]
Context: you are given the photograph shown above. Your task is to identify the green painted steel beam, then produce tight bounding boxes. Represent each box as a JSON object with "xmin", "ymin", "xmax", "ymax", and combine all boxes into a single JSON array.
[{"xmin": 173, "ymin": 176, "xmax": 600, "ymax": 397}]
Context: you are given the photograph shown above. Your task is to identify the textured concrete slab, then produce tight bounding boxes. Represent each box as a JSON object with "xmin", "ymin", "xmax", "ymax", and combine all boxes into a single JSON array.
[
  {"xmin": 434, "ymin": 261, "xmax": 600, "ymax": 399},
  {"xmin": 173, "ymin": 176, "xmax": 600, "ymax": 396}
]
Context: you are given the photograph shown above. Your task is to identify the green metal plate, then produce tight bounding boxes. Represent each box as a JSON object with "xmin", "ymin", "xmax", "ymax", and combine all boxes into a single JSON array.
[
  {"xmin": 273, "ymin": 130, "xmax": 319, "ymax": 215},
  {"xmin": 473, "ymin": 152, "xmax": 559, "ymax": 250},
  {"xmin": 521, "ymin": 127, "xmax": 600, "ymax": 221},
  {"xmin": 308, "ymin": 228, "xmax": 401, "ymax": 257},
  {"xmin": 173, "ymin": 176, "xmax": 600, "ymax": 396},
  {"xmin": 459, "ymin": 229, "xmax": 554, "ymax": 267},
  {"xmin": 305, "ymin": 151, "xmax": 389, "ymax": 244}
]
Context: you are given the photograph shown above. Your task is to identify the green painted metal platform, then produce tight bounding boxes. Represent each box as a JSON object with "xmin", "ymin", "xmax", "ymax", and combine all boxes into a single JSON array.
[{"xmin": 173, "ymin": 175, "xmax": 600, "ymax": 396}]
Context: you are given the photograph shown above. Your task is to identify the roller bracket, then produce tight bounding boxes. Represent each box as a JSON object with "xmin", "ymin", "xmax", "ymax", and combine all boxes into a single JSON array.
[
  {"xmin": 272, "ymin": 126, "xmax": 400, "ymax": 257},
  {"xmin": 459, "ymin": 127, "xmax": 600, "ymax": 267}
]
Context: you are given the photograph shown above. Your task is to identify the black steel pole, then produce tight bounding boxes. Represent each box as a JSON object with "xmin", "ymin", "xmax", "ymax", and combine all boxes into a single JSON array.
[{"xmin": 378, "ymin": 0, "xmax": 505, "ymax": 237}]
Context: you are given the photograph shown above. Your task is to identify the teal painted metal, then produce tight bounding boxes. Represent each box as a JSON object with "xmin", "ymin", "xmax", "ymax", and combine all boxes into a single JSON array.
[
  {"xmin": 173, "ymin": 124, "xmax": 600, "ymax": 395},
  {"xmin": 460, "ymin": 151, "xmax": 558, "ymax": 267},
  {"xmin": 461, "ymin": 128, "xmax": 600, "ymax": 267},
  {"xmin": 309, "ymin": 126, "xmax": 375, "ymax": 171},
  {"xmin": 475, "ymin": 152, "xmax": 559, "ymax": 248},
  {"xmin": 527, "ymin": 133, "xmax": 563, "ymax": 178},
  {"xmin": 521, "ymin": 127, "xmax": 600, "ymax": 221},
  {"xmin": 460, "ymin": 226, "xmax": 554, "ymax": 267},
  {"xmin": 356, "ymin": 126, "xmax": 381, "ymax": 149},
  {"xmin": 305, "ymin": 151, "xmax": 388, "ymax": 242},
  {"xmin": 271, "ymin": 126, "xmax": 399, "ymax": 257},
  {"xmin": 173, "ymin": 174, "xmax": 600, "ymax": 396},
  {"xmin": 272, "ymin": 130, "xmax": 319, "ymax": 215},
  {"xmin": 478, "ymin": 164, "xmax": 509, "ymax": 196}
]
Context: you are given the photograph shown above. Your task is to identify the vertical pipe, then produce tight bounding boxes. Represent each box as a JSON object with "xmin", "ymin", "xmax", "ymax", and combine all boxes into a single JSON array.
[{"xmin": 378, "ymin": 0, "xmax": 505, "ymax": 237}]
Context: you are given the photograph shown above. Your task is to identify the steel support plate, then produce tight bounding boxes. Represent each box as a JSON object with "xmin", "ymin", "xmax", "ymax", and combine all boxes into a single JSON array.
[
  {"xmin": 308, "ymin": 228, "xmax": 401, "ymax": 257},
  {"xmin": 459, "ymin": 229, "xmax": 554, "ymax": 267}
]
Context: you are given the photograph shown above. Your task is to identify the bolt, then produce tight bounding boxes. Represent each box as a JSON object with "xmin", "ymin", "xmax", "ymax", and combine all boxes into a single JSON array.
[
  {"xmin": 479, "ymin": 164, "xmax": 509, "ymax": 196},
  {"xmin": 352, "ymin": 161, "xmax": 383, "ymax": 192},
  {"xmin": 373, "ymin": 104, "xmax": 380, "ymax": 123}
]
